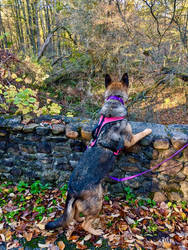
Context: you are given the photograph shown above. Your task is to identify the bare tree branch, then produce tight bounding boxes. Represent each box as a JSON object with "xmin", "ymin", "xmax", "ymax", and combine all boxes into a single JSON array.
[
  {"xmin": 142, "ymin": 0, "xmax": 161, "ymax": 37},
  {"xmin": 37, "ymin": 24, "xmax": 77, "ymax": 62},
  {"xmin": 115, "ymin": 0, "xmax": 130, "ymax": 34}
]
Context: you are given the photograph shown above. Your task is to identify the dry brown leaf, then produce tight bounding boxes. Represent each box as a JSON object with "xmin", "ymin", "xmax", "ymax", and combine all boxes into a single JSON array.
[
  {"xmin": 23, "ymin": 232, "xmax": 33, "ymax": 242},
  {"xmin": 5, "ymin": 230, "xmax": 13, "ymax": 241},
  {"xmin": 135, "ymin": 235, "xmax": 144, "ymax": 240},
  {"xmin": 0, "ymin": 223, "xmax": 4, "ymax": 230},
  {"xmin": 36, "ymin": 222, "xmax": 45, "ymax": 230},
  {"xmin": 83, "ymin": 234, "xmax": 91, "ymax": 241},
  {"xmin": 69, "ymin": 235, "xmax": 80, "ymax": 242},
  {"xmin": 0, "ymin": 234, "xmax": 5, "ymax": 242},
  {"xmin": 163, "ymin": 241, "xmax": 172, "ymax": 249},
  {"xmin": 57, "ymin": 241, "xmax": 65, "ymax": 250},
  {"xmin": 76, "ymin": 241, "xmax": 88, "ymax": 249},
  {"xmin": 7, "ymin": 241, "xmax": 20, "ymax": 249},
  {"xmin": 38, "ymin": 243, "xmax": 51, "ymax": 248},
  {"xmin": 118, "ymin": 222, "xmax": 128, "ymax": 233},
  {"xmin": 174, "ymin": 234, "xmax": 183, "ymax": 242}
]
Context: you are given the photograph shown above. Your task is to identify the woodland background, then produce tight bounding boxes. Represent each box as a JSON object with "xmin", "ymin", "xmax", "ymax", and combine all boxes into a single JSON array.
[
  {"xmin": 0, "ymin": 0, "xmax": 187, "ymax": 123},
  {"xmin": 0, "ymin": 1, "xmax": 188, "ymax": 249}
]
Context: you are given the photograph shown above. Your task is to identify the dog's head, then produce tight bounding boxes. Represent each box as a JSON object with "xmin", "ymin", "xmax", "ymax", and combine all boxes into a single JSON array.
[{"xmin": 104, "ymin": 73, "xmax": 129, "ymax": 102}]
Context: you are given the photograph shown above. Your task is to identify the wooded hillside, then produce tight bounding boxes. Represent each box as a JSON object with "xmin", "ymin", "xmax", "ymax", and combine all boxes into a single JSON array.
[{"xmin": 0, "ymin": 0, "xmax": 187, "ymax": 123}]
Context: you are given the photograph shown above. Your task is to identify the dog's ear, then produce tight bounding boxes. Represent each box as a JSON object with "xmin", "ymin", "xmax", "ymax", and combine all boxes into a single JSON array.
[
  {"xmin": 105, "ymin": 74, "xmax": 112, "ymax": 88},
  {"xmin": 121, "ymin": 73, "xmax": 129, "ymax": 87}
]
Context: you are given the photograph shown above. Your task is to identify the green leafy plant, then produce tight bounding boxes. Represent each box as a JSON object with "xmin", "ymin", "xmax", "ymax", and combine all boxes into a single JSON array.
[
  {"xmin": 5, "ymin": 210, "xmax": 19, "ymax": 222},
  {"xmin": 106, "ymin": 221, "xmax": 113, "ymax": 228},
  {"xmin": 60, "ymin": 184, "xmax": 68, "ymax": 199},
  {"xmin": 30, "ymin": 180, "xmax": 49, "ymax": 194},
  {"xmin": 124, "ymin": 186, "xmax": 136, "ymax": 205},
  {"xmin": 33, "ymin": 206, "xmax": 45, "ymax": 221},
  {"xmin": 146, "ymin": 198, "xmax": 156, "ymax": 208},
  {"xmin": 147, "ymin": 221, "xmax": 158, "ymax": 233},
  {"xmin": 104, "ymin": 195, "xmax": 110, "ymax": 201},
  {"xmin": 17, "ymin": 181, "xmax": 28, "ymax": 193},
  {"xmin": 180, "ymin": 201, "xmax": 187, "ymax": 210}
]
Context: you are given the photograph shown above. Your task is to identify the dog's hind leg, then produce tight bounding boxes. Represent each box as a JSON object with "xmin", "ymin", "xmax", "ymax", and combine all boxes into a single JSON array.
[
  {"xmin": 82, "ymin": 215, "xmax": 103, "ymax": 236},
  {"xmin": 74, "ymin": 200, "xmax": 84, "ymax": 222}
]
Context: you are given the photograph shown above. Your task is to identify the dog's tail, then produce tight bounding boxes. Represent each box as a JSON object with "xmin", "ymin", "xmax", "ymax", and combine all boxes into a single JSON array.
[{"xmin": 45, "ymin": 194, "xmax": 76, "ymax": 230}]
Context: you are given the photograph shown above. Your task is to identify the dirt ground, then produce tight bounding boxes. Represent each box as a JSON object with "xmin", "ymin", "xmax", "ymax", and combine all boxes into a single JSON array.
[{"xmin": 128, "ymin": 84, "xmax": 187, "ymax": 125}]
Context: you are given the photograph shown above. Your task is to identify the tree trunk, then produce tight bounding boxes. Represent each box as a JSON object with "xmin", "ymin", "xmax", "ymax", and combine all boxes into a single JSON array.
[
  {"xmin": 0, "ymin": 9, "xmax": 8, "ymax": 48},
  {"xmin": 26, "ymin": 0, "xmax": 36, "ymax": 53}
]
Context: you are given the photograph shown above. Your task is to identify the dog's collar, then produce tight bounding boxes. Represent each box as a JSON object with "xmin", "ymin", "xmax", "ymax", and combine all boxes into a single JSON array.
[{"xmin": 106, "ymin": 95, "xmax": 124, "ymax": 105}]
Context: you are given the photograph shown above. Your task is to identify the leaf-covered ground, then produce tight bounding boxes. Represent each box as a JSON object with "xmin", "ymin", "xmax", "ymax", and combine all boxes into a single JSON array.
[{"xmin": 0, "ymin": 181, "xmax": 187, "ymax": 249}]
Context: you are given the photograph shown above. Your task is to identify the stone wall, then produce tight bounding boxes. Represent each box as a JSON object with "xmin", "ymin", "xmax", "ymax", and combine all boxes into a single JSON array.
[{"xmin": 0, "ymin": 115, "xmax": 188, "ymax": 201}]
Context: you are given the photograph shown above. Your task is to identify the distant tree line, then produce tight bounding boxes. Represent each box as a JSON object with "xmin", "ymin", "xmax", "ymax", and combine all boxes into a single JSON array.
[{"xmin": 0, "ymin": 0, "xmax": 187, "ymax": 82}]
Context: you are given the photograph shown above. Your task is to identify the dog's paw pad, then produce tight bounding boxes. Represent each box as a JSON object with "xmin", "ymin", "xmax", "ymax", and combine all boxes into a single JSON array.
[{"xmin": 145, "ymin": 128, "xmax": 152, "ymax": 135}]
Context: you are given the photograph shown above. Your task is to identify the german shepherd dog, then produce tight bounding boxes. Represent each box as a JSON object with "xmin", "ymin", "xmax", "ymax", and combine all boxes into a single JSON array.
[{"xmin": 45, "ymin": 73, "xmax": 152, "ymax": 235}]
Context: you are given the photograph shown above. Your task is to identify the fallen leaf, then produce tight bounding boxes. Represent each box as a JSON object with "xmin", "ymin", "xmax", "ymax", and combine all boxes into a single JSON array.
[
  {"xmin": 36, "ymin": 222, "xmax": 45, "ymax": 230},
  {"xmin": 135, "ymin": 235, "xmax": 144, "ymax": 240},
  {"xmin": 57, "ymin": 241, "xmax": 65, "ymax": 250},
  {"xmin": 23, "ymin": 232, "xmax": 33, "ymax": 242},
  {"xmin": 118, "ymin": 222, "xmax": 128, "ymax": 232},
  {"xmin": 38, "ymin": 243, "xmax": 51, "ymax": 248},
  {"xmin": 163, "ymin": 241, "xmax": 172, "ymax": 248},
  {"xmin": 83, "ymin": 234, "xmax": 91, "ymax": 241},
  {"xmin": 5, "ymin": 231, "xmax": 13, "ymax": 241},
  {"xmin": 125, "ymin": 216, "xmax": 135, "ymax": 225},
  {"xmin": 69, "ymin": 235, "xmax": 80, "ymax": 242},
  {"xmin": 0, "ymin": 223, "xmax": 4, "ymax": 230},
  {"xmin": 0, "ymin": 234, "xmax": 5, "ymax": 242}
]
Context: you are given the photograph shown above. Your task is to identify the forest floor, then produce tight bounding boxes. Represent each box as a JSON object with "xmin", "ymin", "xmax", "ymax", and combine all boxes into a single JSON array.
[
  {"xmin": 0, "ymin": 181, "xmax": 187, "ymax": 250},
  {"xmin": 127, "ymin": 83, "xmax": 187, "ymax": 125}
]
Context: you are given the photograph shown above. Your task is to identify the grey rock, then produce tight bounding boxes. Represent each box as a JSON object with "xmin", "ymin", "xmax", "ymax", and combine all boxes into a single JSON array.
[
  {"xmin": 23, "ymin": 123, "xmax": 38, "ymax": 133},
  {"xmin": 10, "ymin": 167, "xmax": 22, "ymax": 177},
  {"xmin": 129, "ymin": 121, "xmax": 168, "ymax": 139},
  {"xmin": 180, "ymin": 181, "xmax": 188, "ymax": 200},
  {"xmin": 51, "ymin": 124, "xmax": 65, "ymax": 135},
  {"xmin": 19, "ymin": 142, "xmax": 37, "ymax": 154},
  {"xmin": 0, "ymin": 141, "xmax": 6, "ymax": 150},
  {"xmin": 36, "ymin": 126, "xmax": 50, "ymax": 135},
  {"xmin": 171, "ymin": 132, "xmax": 188, "ymax": 150},
  {"xmin": 35, "ymin": 114, "xmax": 62, "ymax": 123},
  {"xmin": 168, "ymin": 192, "xmax": 182, "ymax": 201},
  {"xmin": 0, "ymin": 129, "xmax": 7, "ymax": 136},
  {"xmin": 153, "ymin": 192, "xmax": 167, "ymax": 202},
  {"xmin": 153, "ymin": 138, "xmax": 170, "ymax": 149},
  {"xmin": 36, "ymin": 141, "xmax": 51, "ymax": 154},
  {"xmin": 46, "ymin": 136, "xmax": 68, "ymax": 143}
]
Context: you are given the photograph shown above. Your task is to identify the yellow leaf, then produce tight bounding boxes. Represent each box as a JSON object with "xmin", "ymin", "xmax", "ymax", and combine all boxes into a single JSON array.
[
  {"xmin": 25, "ymin": 195, "xmax": 32, "ymax": 200},
  {"xmin": 163, "ymin": 241, "xmax": 172, "ymax": 248},
  {"xmin": 180, "ymin": 212, "xmax": 186, "ymax": 220},
  {"xmin": 25, "ymin": 78, "xmax": 32, "ymax": 84},
  {"xmin": 23, "ymin": 232, "xmax": 33, "ymax": 242},
  {"xmin": 165, "ymin": 98, "xmax": 170, "ymax": 104},
  {"xmin": 11, "ymin": 73, "xmax": 17, "ymax": 79},
  {"xmin": 57, "ymin": 241, "xmax": 65, "ymax": 250}
]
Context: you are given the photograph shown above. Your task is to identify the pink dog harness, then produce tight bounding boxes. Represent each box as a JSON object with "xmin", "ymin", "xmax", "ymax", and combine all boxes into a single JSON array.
[{"xmin": 90, "ymin": 115, "xmax": 125, "ymax": 155}]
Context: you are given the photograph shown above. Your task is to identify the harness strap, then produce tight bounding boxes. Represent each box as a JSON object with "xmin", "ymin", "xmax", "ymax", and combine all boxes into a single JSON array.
[{"xmin": 90, "ymin": 115, "xmax": 125, "ymax": 155}]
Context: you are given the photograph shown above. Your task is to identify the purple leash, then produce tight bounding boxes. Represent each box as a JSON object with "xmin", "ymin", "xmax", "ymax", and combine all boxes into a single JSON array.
[{"xmin": 109, "ymin": 142, "xmax": 188, "ymax": 182}]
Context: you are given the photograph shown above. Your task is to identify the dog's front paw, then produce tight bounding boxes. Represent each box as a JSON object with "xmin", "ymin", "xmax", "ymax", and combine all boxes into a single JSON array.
[{"xmin": 144, "ymin": 128, "xmax": 152, "ymax": 135}]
